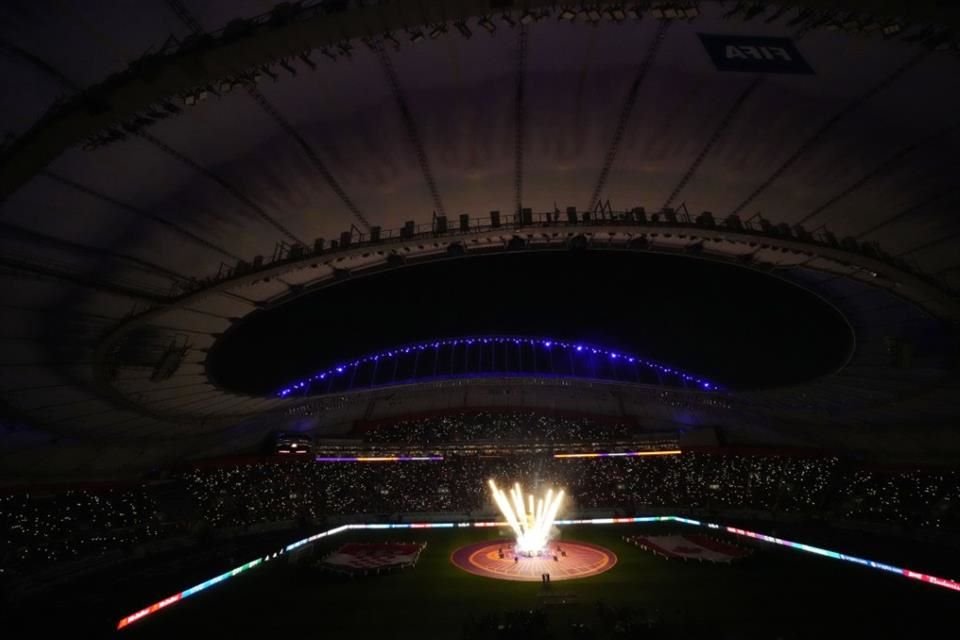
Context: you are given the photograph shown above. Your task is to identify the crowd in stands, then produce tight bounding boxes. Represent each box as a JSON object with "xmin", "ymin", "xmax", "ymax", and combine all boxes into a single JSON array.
[
  {"xmin": 833, "ymin": 468, "xmax": 956, "ymax": 530},
  {"xmin": 359, "ymin": 411, "xmax": 636, "ymax": 444},
  {"xmin": 0, "ymin": 489, "xmax": 160, "ymax": 575},
  {"xmin": 3, "ymin": 413, "xmax": 960, "ymax": 578}
]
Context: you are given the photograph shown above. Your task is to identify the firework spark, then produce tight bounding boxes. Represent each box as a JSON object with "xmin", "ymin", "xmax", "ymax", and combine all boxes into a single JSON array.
[{"xmin": 488, "ymin": 479, "xmax": 565, "ymax": 553}]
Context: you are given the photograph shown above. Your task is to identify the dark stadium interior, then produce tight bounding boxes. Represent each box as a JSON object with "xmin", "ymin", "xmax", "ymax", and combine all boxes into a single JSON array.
[{"xmin": 3, "ymin": 1, "xmax": 960, "ymax": 639}]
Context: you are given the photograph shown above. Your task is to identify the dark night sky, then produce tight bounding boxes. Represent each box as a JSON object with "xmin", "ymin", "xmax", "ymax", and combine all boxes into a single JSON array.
[{"xmin": 208, "ymin": 251, "xmax": 853, "ymax": 394}]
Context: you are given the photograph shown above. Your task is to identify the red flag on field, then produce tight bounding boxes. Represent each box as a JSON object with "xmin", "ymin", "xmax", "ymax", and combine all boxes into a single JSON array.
[
  {"xmin": 633, "ymin": 535, "xmax": 749, "ymax": 563},
  {"xmin": 323, "ymin": 542, "xmax": 424, "ymax": 570}
]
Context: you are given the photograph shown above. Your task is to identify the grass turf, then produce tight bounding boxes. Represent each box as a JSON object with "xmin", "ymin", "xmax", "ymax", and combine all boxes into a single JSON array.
[{"xmin": 117, "ymin": 523, "xmax": 953, "ymax": 639}]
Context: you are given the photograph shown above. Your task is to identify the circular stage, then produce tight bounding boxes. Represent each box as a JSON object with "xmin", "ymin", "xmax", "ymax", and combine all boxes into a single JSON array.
[{"xmin": 451, "ymin": 540, "xmax": 617, "ymax": 582}]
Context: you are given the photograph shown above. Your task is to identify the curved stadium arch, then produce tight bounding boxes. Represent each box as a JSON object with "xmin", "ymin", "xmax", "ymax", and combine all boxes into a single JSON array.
[{"xmin": 272, "ymin": 336, "xmax": 719, "ymax": 398}]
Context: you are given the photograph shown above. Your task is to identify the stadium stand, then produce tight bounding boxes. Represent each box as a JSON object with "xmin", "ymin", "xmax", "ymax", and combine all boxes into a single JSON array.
[{"xmin": 4, "ymin": 412, "xmax": 960, "ymax": 581}]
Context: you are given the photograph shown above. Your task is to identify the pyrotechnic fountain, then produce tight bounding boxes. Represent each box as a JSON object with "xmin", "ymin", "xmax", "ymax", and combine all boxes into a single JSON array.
[
  {"xmin": 452, "ymin": 481, "xmax": 614, "ymax": 580},
  {"xmin": 487, "ymin": 479, "xmax": 565, "ymax": 555}
]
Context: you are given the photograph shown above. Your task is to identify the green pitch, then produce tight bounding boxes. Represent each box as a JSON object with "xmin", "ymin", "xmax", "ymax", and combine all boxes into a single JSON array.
[{"xmin": 123, "ymin": 524, "xmax": 953, "ymax": 638}]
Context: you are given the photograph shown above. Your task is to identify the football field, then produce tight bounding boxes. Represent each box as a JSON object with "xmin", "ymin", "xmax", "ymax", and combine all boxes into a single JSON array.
[{"xmin": 119, "ymin": 523, "xmax": 955, "ymax": 638}]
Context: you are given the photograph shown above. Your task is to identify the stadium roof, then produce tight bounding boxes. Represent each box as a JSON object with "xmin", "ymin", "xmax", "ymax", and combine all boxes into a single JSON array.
[{"xmin": 2, "ymin": 0, "xmax": 960, "ymax": 481}]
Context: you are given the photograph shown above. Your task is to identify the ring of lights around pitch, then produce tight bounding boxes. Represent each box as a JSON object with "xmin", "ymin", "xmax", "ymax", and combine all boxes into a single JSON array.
[{"xmin": 451, "ymin": 539, "xmax": 617, "ymax": 582}]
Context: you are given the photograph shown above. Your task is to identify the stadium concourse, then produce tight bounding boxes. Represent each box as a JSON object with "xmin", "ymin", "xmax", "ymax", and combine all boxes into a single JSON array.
[{"xmin": 3, "ymin": 0, "xmax": 960, "ymax": 637}]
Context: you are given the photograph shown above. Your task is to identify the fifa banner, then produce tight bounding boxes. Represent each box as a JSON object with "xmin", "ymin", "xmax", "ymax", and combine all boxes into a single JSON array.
[
  {"xmin": 698, "ymin": 34, "xmax": 814, "ymax": 74},
  {"xmin": 635, "ymin": 535, "xmax": 749, "ymax": 563},
  {"xmin": 322, "ymin": 542, "xmax": 425, "ymax": 571}
]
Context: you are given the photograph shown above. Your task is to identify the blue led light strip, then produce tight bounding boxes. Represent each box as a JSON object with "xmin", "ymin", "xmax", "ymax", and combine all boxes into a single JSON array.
[
  {"xmin": 276, "ymin": 336, "xmax": 718, "ymax": 397},
  {"xmin": 116, "ymin": 516, "xmax": 960, "ymax": 629}
]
